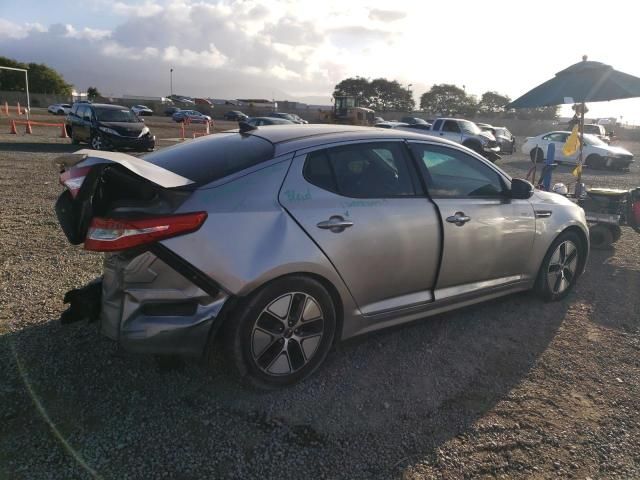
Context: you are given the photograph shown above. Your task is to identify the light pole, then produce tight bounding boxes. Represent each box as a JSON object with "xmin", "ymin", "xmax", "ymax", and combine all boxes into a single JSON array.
[
  {"xmin": 407, "ymin": 83, "xmax": 413, "ymax": 112},
  {"xmin": 170, "ymin": 68, "xmax": 174, "ymax": 97}
]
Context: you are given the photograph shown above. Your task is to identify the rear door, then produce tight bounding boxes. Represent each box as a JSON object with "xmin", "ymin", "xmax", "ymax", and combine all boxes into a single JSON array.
[
  {"xmin": 409, "ymin": 142, "xmax": 535, "ymax": 298},
  {"xmin": 279, "ymin": 140, "xmax": 441, "ymax": 315},
  {"xmin": 547, "ymin": 132, "xmax": 575, "ymax": 162}
]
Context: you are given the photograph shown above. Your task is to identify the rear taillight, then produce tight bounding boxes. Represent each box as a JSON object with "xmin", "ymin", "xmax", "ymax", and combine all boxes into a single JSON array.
[
  {"xmin": 84, "ymin": 212, "xmax": 207, "ymax": 252},
  {"xmin": 59, "ymin": 166, "xmax": 92, "ymax": 198}
]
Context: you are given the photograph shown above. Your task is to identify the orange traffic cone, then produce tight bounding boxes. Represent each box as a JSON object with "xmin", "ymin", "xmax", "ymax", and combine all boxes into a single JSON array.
[
  {"xmin": 9, "ymin": 120, "xmax": 17, "ymax": 134},
  {"xmin": 3, "ymin": 101, "xmax": 8, "ymax": 116},
  {"xmin": 60, "ymin": 123, "xmax": 69, "ymax": 138},
  {"xmin": 17, "ymin": 102, "xmax": 22, "ymax": 115},
  {"xmin": 25, "ymin": 121, "xmax": 33, "ymax": 134},
  {"xmin": 205, "ymin": 120, "xmax": 210, "ymax": 135}
]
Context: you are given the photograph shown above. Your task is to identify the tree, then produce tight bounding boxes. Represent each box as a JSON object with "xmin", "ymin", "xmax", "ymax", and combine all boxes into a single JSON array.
[
  {"xmin": 332, "ymin": 77, "xmax": 415, "ymax": 111},
  {"xmin": 515, "ymin": 106, "xmax": 559, "ymax": 120},
  {"xmin": 333, "ymin": 77, "xmax": 373, "ymax": 107},
  {"xmin": 420, "ymin": 84, "xmax": 477, "ymax": 116},
  {"xmin": 478, "ymin": 91, "xmax": 511, "ymax": 114},
  {"xmin": 0, "ymin": 56, "xmax": 72, "ymax": 95},
  {"xmin": 368, "ymin": 78, "xmax": 414, "ymax": 111},
  {"xmin": 87, "ymin": 86, "xmax": 101, "ymax": 101}
]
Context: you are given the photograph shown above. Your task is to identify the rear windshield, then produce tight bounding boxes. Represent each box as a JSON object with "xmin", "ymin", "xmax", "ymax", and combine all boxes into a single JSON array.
[{"xmin": 143, "ymin": 133, "xmax": 275, "ymax": 186}]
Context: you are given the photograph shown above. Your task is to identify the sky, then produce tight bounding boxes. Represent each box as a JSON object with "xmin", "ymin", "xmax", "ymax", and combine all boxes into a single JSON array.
[{"xmin": 1, "ymin": 0, "xmax": 640, "ymax": 123}]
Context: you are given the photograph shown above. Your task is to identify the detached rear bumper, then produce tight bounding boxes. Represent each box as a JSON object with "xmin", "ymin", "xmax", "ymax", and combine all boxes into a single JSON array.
[{"xmin": 66, "ymin": 248, "xmax": 228, "ymax": 357}]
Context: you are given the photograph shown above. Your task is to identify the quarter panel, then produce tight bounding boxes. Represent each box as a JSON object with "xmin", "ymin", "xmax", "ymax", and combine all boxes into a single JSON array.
[{"xmin": 161, "ymin": 158, "xmax": 361, "ymax": 335}]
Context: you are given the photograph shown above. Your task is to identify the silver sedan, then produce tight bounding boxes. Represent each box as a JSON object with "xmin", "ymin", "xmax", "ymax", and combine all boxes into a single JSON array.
[{"xmin": 55, "ymin": 125, "xmax": 589, "ymax": 389}]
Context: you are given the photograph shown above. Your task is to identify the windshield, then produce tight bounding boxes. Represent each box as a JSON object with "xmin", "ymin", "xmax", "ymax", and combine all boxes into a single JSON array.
[
  {"xmin": 95, "ymin": 107, "xmax": 139, "ymax": 123},
  {"xmin": 459, "ymin": 120, "xmax": 481, "ymax": 135},
  {"xmin": 584, "ymin": 134, "xmax": 607, "ymax": 146}
]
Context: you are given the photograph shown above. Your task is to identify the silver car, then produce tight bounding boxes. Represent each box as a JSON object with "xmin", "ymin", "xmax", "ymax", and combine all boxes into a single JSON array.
[{"xmin": 55, "ymin": 125, "xmax": 589, "ymax": 389}]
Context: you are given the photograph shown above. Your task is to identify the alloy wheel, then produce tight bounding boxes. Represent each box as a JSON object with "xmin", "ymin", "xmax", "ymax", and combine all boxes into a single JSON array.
[
  {"xmin": 251, "ymin": 292, "xmax": 324, "ymax": 376},
  {"xmin": 91, "ymin": 135, "xmax": 103, "ymax": 150},
  {"xmin": 547, "ymin": 240, "xmax": 578, "ymax": 294}
]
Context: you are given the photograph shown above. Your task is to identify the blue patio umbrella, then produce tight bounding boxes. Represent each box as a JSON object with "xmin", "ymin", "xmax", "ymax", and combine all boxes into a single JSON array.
[{"xmin": 507, "ymin": 56, "xmax": 640, "ymax": 191}]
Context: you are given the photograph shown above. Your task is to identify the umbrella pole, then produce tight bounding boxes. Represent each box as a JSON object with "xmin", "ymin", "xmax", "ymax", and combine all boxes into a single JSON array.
[{"xmin": 576, "ymin": 102, "xmax": 586, "ymax": 195}]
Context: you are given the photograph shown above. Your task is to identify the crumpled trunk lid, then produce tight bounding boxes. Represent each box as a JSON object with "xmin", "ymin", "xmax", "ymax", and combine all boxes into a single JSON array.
[{"xmin": 54, "ymin": 149, "xmax": 195, "ymax": 245}]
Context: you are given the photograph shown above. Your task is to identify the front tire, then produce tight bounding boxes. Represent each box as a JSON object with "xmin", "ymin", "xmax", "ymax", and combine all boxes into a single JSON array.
[
  {"xmin": 90, "ymin": 133, "xmax": 107, "ymax": 150},
  {"xmin": 535, "ymin": 231, "xmax": 584, "ymax": 301},
  {"xmin": 221, "ymin": 276, "xmax": 336, "ymax": 390}
]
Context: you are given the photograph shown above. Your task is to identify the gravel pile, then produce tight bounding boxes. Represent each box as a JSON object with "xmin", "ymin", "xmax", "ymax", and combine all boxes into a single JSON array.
[{"xmin": 1, "ymin": 138, "xmax": 639, "ymax": 479}]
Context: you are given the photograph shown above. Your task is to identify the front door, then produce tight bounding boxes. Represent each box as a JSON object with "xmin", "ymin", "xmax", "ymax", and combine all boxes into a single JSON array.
[
  {"xmin": 409, "ymin": 142, "xmax": 536, "ymax": 298},
  {"xmin": 280, "ymin": 141, "xmax": 441, "ymax": 315},
  {"xmin": 440, "ymin": 120, "xmax": 463, "ymax": 144}
]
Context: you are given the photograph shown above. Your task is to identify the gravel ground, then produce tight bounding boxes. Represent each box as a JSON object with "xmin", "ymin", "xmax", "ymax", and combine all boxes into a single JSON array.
[{"xmin": 1, "ymin": 131, "xmax": 639, "ymax": 479}]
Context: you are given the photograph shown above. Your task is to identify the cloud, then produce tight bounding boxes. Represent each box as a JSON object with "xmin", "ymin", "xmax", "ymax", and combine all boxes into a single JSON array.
[
  {"xmin": 0, "ymin": 1, "xmax": 405, "ymax": 100},
  {"xmin": 0, "ymin": 18, "xmax": 45, "ymax": 39},
  {"xmin": 368, "ymin": 9, "xmax": 407, "ymax": 22},
  {"xmin": 112, "ymin": 1, "xmax": 164, "ymax": 18}
]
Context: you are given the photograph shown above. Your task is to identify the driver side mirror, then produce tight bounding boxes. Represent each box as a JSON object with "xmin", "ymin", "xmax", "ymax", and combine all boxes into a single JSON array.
[{"xmin": 509, "ymin": 178, "xmax": 534, "ymax": 199}]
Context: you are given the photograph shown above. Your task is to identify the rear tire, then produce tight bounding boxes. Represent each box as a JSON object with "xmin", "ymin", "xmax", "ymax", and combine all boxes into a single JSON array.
[
  {"xmin": 530, "ymin": 148, "xmax": 544, "ymax": 163},
  {"xmin": 221, "ymin": 276, "xmax": 336, "ymax": 390},
  {"xmin": 535, "ymin": 231, "xmax": 584, "ymax": 301},
  {"xmin": 586, "ymin": 154, "xmax": 605, "ymax": 169}
]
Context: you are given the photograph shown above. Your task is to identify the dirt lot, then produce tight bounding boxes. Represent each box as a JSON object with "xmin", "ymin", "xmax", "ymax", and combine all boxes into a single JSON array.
[{"xmin": 1, "ymin": 118, "xmax": 639, "ymax": 479}]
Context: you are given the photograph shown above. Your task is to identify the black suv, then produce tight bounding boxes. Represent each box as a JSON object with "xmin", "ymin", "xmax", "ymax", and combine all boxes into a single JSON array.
[{"xmin": 66, "ymin": 103, "xmax": 155, "ymax": 151}]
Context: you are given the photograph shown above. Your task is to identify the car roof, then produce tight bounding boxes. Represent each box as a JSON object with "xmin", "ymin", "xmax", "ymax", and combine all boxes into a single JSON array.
[
  {"xmin": 90, "ymin": 103, "xmax": 129, "ymax": 110},
  {"xmin": 229, "ymin": 124, "xmax": 465, "ymax": 156}
]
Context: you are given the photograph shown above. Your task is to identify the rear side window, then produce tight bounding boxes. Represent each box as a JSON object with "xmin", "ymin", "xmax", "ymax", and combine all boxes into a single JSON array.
[
  {"xmin": 144, "ymin": 133, "xmax": 275, "ymax": 186},
  {"xmin": 304, "ymin": 142, "xmax": 418, "ymax": 198},
  {"xmin": 432, "ymin": 119, "xmax": 442, "ymax": 131}
]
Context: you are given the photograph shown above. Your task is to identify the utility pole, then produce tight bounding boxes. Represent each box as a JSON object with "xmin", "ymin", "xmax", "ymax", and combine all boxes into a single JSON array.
[{"xmin": 170, "ymin": 68, "xmax": 174, "ymax": 97}]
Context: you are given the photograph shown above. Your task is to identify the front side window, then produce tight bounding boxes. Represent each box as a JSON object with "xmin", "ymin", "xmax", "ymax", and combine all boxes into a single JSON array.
[
  {"xmin": 432, "ymin": 119, "xmax": 443, "ymax": 131},
  {"xmin": 304, "ymin": 142, "xmax": 418, "ymax": 198},
  {"xmin": 410, "ymin": 143, "xmax": 505, "ymax": 198},
  {"xmin": 442, "ymin": 120, "xmax": 461, "ymax": 133}
]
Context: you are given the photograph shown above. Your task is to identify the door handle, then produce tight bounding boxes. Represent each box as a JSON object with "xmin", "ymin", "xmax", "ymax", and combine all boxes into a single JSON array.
[
  {"xmin": 446, "ymin": 212, "xmax": 471, "ymax": 226},
  {"xmin": 317, "ymin": 215, "xmax": 354, "ymax": 233}
]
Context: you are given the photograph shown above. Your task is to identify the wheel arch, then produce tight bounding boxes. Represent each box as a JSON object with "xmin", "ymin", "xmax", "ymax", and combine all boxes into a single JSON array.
[
  {"xmin": 559, "ymin": 225, "xmax": 589, "ymax": 274},
  {"xmin": 216, "ymin": 271, "xmax": 345, "ymax": 347}
]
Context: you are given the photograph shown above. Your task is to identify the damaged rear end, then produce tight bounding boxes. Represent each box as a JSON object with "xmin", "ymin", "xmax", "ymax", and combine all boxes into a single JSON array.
[{"xmin": 55, "ymin": 149, "xmax": 226, "ymax": 356}]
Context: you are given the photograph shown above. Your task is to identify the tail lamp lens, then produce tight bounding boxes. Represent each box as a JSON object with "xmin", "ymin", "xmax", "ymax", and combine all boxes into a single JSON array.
[{"xmin": 84, "ymin": 212, "xmax": 207, "ymax": 252}]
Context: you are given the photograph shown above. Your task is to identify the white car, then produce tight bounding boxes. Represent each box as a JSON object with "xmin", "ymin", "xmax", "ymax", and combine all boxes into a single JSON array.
[
  {"xmin": 522, "ymin": 131, "xmax": 633, "ymax": 170},
  {"xmin": 131, "ymin": 105, "xmax": 153, "ymax": 116},
  {"xmin": 48, "ymin": 103, "xmax": 72, "ymax": 115}
]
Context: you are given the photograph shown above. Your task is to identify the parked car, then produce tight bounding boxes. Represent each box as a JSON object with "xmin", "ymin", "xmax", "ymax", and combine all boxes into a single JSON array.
[
  {"xmin": 266, "ymin": 112, "xmax": 304, "ymax": 124},
  {"xmin": 245, "ymin": 117, "xmax": 294, "ymax": 126},
  {"xmin": 164, "ymin": 106, "xmax": 181, "ymax": 116},
  {"xmin": 172, "ymin": 110, "xmax": 212, "ymax": 124},
  {"xmin": 477, "ymin": 124, "xmax": 516, "ymax": 154},
  {"xmin": 289, "ymin": 113, "xmax": 308, "ymax": 124},
  {"xmin": 399, "ymin": 123, "xmax": 432, "ymax": 132},
  {"xmin": 56, "ymin": 125, "xmax": 589, "ymax": 389},
  {"xmin": 373, "ymin": 116, "xmax": 385, "ymax": 123},
  {"xmin": 224, "ymin": 111, "xmax": 249, "ymax": 121},
  {"xmin": 65, "ymin": 103, "xmax": 155, "ymax": 151},
  {"xmin": 400, "ymin": 116, "xmax": 429, "ymax": 125},
  {"xmin": 48, "ymin": 103, "xmax": 72, "ymax": 115},
  {"xmin": 427, "ymin": 118, "xmax": 500, "ymax": 161},
  {"xmin": 493, "ymin": 127, "xmax": 516, "ymax": 154},
  {"xmin": 583, "ymin": 123, "xmax": 611, "ymax": 144},
  {"xmin": 522, "ymin": 131, "xmax": 633, "ymax": 169},
  {"xmin": 131, "ymin": 105, "xmax": 153, "ymax": 116},
  {"xmin": 194, "ymin": 98, "xmax": 213, "ymax": 107}
]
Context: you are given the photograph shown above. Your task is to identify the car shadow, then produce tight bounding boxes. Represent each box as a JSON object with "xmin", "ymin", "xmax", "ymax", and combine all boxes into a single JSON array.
[
  {"xmin": 0, "ymin": 142, "xmax": 78, "ymax": 153},
  {"xmin": 1, "ymin": 283, "xmax": 571, "ymax": 478}
]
